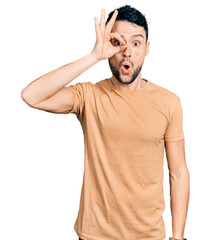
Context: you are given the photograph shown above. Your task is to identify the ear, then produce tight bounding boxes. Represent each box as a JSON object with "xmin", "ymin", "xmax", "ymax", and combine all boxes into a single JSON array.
[{"xmin": 145, "ymin": 41, "xmax": 150, "ymax": 56}]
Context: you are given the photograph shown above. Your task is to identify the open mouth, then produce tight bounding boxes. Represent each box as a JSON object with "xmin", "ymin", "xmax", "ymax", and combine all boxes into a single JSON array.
[
  {"xmin": 121, "ymin": 62, "xmax": 131, "ymax": 74},
  {"xmin": 124, "ymin": 64, "xmax": 130, "ymax": 70}
]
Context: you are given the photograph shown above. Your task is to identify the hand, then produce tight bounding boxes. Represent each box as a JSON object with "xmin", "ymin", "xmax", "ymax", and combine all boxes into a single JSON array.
[{"xmin": 91, "ymin": 8, "xmax": 127, "ymax": 61}]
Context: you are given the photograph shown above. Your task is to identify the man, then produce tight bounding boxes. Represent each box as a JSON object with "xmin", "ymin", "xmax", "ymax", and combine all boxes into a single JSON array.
[{"xmin": 21, "ymin": 5, "xmax": 189, "ymax": 240}]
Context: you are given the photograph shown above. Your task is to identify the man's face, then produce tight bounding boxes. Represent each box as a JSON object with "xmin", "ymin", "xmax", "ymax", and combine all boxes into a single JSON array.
[{"xmin": 108, "ymin": 20, "xmax": 150, "ymax": 85}]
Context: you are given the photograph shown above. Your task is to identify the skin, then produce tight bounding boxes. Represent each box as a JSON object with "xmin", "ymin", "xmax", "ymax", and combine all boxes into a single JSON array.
[
  {"xmin": 165, "ymin": 139, "xmax": 190, "ymax": 239},
  {"xmin": 108, "ymin": 20, "xmax": 150, "ymax": 90},
  {"xmin": 21, "ymin": 8, "xmax": 190, "ymax": 239},
  {"xmin": 91, "ymin": 9, "xmax": 150, "ymax": 91},
  {"xmin": 93, "ymin": 9, "xmax": 190, "ymax": 239}
]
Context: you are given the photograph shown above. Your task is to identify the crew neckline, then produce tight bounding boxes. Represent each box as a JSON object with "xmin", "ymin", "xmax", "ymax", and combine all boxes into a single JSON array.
[{"xmin": 106, "ymin": 77, "xmax": 151, "ymax": 93}]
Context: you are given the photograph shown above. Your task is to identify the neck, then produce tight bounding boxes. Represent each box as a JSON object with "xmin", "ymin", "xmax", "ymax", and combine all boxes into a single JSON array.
[{"xmin": 110, "ymin": 76, "xmax": 146, "ymax": 91}]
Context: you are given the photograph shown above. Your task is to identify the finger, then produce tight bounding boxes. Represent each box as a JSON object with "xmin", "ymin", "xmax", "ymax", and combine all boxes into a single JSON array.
[
  {"xmin": 110, "ymin": 32, "xmax": 126, "ymax": 45},
  {"xmin": 99, "ymin": 8, "xmax": 106, "ymax": 33},
  {"xmin": 106, "ymin": 9, "xmax": 118, "ymax": 33},
  {"xmin": 94, "ymin": 16, "xmax": 101, "ymax": 40},
  {"xmin": 114, "ymin": 43, "xmax": 128, "ymax": 54}
]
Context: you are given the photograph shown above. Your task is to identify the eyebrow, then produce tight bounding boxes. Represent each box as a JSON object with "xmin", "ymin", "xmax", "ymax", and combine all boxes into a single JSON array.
[{"xmin": 120, "ymin": 34, "xmax": 144, "ymax": 39}]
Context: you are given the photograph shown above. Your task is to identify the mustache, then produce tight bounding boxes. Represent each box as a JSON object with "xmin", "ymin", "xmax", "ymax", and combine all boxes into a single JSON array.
[{"xmin": 119, "ymin": 59, "xmax": 133, "ymax": 67}]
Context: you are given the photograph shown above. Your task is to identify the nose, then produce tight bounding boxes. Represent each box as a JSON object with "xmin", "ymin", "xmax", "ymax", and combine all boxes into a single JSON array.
[{"xmin": 123, "ymin": 45, "xmax": 131, "ymax": 58}]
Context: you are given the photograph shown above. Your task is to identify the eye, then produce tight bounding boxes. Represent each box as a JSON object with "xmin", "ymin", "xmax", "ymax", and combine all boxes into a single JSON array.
[
  {"xmin": 113, "ymin": 40, "xmax": 122, "ymax": 46},
  {"xmin": 133, "ymin": 41, "xmax": 140, "ymax": 46}
]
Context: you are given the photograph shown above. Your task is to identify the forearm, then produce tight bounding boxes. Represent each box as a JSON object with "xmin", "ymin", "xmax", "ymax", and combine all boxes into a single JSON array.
[
  {"xmin": 169, "ymin": 167, "xmax": 190, "ymax": 239},
  {"xmin": 21, "ymin": 52, "xmax": 99, "ymax": 105}
]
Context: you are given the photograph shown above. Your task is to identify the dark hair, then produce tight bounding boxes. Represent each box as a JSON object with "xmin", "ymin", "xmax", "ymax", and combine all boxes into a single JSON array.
[{"xmin": 105, "ymin": 5, "xmax": 149, "ymax": 43}]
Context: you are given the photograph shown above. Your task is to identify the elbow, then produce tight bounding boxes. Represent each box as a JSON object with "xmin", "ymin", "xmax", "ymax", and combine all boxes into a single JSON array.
[
  {"xmin": 170, "ymin": 166, "xmax": 190, "ymax": 181},
  {"xmin": 21, "ymin": 88, "xmax": 35, "ymax": 107},
  {"xmin": 21, "ymin": 88, "xmax": 28, "ymax": 103},
  {"xmin": 21, "ymin": 88, "xmax": 27, "ymax": 101},
  {"xmin": 21, "ymin": 88, "xmax": 30, "ymax": 104}
]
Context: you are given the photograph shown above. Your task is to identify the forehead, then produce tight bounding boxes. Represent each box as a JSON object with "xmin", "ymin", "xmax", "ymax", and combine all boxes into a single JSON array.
[{"xmin": 111, "ymin": 20, "xmax": 146, "ymax": 40}]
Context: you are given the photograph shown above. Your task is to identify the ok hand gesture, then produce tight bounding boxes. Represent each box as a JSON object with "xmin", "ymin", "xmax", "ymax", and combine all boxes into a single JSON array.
[{"xmin": 91, "ymin": 9, "xmax": 128, "ymax": 61}]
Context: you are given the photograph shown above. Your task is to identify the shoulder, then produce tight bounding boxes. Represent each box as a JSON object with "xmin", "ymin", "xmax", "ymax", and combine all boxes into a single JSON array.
[
  {"xmin": 67, "ymin": 79, "xmax": 109, "ymax": 98},
  {"xmin": 88, "ymin": 78, "xmax": 110, "ymax": 93},
  {"xmin": 67, "ymin": 81, "xmax": 92, "ymax": 89},
  {"xmin": 148, "ymin": 81, "xmax": 181, "ymax": 104},
  {"xmin": 147, "ymin": 81, "xmax": 183, "ymax": 120}
]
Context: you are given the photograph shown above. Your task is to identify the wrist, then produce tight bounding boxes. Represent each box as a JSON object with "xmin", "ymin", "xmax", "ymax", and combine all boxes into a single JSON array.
[
  {"xmin": 169, "ymin": 237, "xmax": 187, "ymax": 240},
  {"xmin": 90, "ymin": 51, "xmax": 101, "ymax": 63}
]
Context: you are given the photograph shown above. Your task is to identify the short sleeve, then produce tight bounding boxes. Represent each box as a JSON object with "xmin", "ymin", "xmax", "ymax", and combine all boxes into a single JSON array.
[
  {"xmin": 164, "ymin": 97, "xmax": 185, "ymax": 142},
  {"xmin": 64, "ymin": 82, "xmax": 89, "ymax": 120}
]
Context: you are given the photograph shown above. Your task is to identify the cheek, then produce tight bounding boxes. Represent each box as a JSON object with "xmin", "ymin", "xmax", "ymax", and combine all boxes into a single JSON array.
[
  {"xmin": 132, "ymin": 58, "xmax": 144, "ymax": 70},
  {"xmin": 134, "ymin": 52, "xmax": 145, "ymax": 62},
  {"xmin": 109, "ymin": 56, "xmax": 120, "ymax": 67}
]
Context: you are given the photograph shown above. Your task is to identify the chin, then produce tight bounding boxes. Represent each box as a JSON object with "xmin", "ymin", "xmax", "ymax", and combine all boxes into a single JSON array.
[{"xmin": 119, "ymin": 75, "xmax": 133, "ymax": 84}]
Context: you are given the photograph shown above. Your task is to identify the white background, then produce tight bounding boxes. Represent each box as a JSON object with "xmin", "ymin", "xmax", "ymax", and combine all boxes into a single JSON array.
[{"xmin": 1, "ymin": 0, "xmax": 211, "ymax": 239}]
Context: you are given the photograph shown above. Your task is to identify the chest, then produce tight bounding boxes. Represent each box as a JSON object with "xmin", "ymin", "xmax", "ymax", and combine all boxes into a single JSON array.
[{"xmin": 86, "ymin": 92, "xmax": 168, "ymax": 143}]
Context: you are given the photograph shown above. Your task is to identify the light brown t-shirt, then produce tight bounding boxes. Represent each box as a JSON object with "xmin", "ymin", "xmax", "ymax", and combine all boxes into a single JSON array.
[{"xmin": 65, "ymin": 77, "xmax": 184, "ymax": 240}]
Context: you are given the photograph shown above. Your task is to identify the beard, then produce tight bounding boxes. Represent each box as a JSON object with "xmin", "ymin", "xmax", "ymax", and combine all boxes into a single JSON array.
[{"xmin": 108, "ymin": 59, "xmax": 143, "ymax": 85}]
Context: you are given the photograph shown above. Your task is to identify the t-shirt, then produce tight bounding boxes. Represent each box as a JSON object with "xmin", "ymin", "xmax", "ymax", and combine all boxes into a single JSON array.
[{"xmin": 65, "ymin": 77, "xmax": 185, "ymax": 240}]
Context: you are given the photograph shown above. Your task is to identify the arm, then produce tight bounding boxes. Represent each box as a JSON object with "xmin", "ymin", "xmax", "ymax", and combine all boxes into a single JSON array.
[
  {"xmin": 21, "ymin": 8, "xmax": 127, "ymax": 114},
  {"xmin": 165, "ymin": 139, "xmax": 190, "ymax": 240},
  {"xmin": 21, "ymin": 53, "xmax": 99, "ymax": 113}
]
